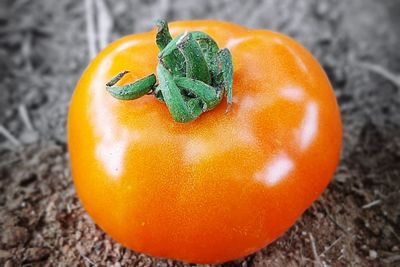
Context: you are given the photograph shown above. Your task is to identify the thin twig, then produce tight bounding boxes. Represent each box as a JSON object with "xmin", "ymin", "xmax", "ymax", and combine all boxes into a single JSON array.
[
  {"xmin": 384, "ymin": 255, "xmax": 400, "ymax": 264},
  {"xmin": 21, "ymin": 32, "xmax": 33, "ymax": 71},
  {"xmin": 318, "ymin": 197, "xmax": 347, "ymax": 233},
  {"xmin": 309, "ymin": 233, "xmax": 323, "ymax": 267},
  {"xmin": 81, "ymin": 254, "xmax": 97, "ymax": 266},
  {"xmin": 388, "ymin": 226, "xmax": 400, "ymax": 242},
  {"xmin": 362, "ymin": 199, "xmax": 382, "ymax": 209},
  {"xmin": 18, "ymin": 104, "xmax": 34, "ymax": 131},
  {"xmin": 85, "ymin": 0, "xmax": 97, "ymax": 59},
  {"xmin": 0, "ymin": 124, "xmax": 21, "ymax": 147},
  {"xmin": 0, "ymin": 156, "xmax": 20, "ymax": 169},
  {"xmin": 320, "ymin": 236, "xmax": 343, "ymax": 256},
  {"xmin": 326, "ymin": 214, "xmax": 349, "ymax": 234},
  {"xmin": 358, "ymin": 61, "xmax": 400, "ymax": 88},
  {"xmin": 95, "ymin": 0, "xmax": 113, "ymax": 50}
]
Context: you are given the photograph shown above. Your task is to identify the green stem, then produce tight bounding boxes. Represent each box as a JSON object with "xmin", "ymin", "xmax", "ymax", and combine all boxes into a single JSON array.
[
  {"xmin": 155, "ymin": 19, "xmax": 172, "ymax": 49},
  {"xmin": 196, "ymin": 34, "xmax": 219, "ymax": 68},
  {"xmin": 105, "ymin": 20, "xmax": 233, "ymax": 123},
  {"xmin": 176, "ymin": 32, "xmax": 211, "ymax": 84},
  {"xmin": 158, "ymin": 31, "xmax": 217, "ymax": 59},
  {"xmin": 157, "ymin": 63, "xmax": 202, "ymax": 122},
  {"xmin": 174, "ymin": 77, "xmax": 222, "ymax": 110},
  {"xmin": 217, "ymin": 48, "xmax": 233, "ymax": 112},
  {"xmin": 156, "ymin": 19, "xmax": 185, "ymax": 76}
]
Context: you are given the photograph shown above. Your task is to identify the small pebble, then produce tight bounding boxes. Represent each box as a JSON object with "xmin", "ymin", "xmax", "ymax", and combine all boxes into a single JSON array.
[
  {"xmin": 156, "ymin": 261, "xmax": 168, "ymax": 267},
  {"xmin": 369, "ymin": 250, "xmax": 378, "ymax": 259},
  {"xmin": 62, "ymin": 245, "xmax": 70, "ymax": 254},
  {"xmin": 75, "ymin": 231, "xmax": 82, "ymax": 240}
]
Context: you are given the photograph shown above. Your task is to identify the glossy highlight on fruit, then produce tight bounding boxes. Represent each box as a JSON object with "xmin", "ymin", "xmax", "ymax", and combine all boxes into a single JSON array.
[{"xmin": 68, "ymin": 20, "xmax": 342, "ymax": 264}]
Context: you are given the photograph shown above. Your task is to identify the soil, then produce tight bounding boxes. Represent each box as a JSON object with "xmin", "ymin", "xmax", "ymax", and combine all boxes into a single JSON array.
[{"xmin": 0, "ymin": 0, "xmax": 399, "ymax": 266}]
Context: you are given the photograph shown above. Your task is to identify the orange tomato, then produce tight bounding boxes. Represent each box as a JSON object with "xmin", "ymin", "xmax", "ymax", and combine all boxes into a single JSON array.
[{"xmin": 68, "ymin": 20, "xmax": 342, "ymax": 264}]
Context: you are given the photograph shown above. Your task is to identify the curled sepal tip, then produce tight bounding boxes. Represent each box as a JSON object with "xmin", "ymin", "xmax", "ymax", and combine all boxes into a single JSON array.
[
  {"xmin": 106, "ymin": 71, "xmax": 156, "ymax": 100},
  {"xmin": 155, "ymin": 19, "xmax": 172, "ymax": 50}
]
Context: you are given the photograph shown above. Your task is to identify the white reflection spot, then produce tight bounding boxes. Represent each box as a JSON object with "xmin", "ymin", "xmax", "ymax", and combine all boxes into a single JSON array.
[
  {"xmin": 240, "ymin": 95, "xmax": 255, "ymax": 110},
  {"xmin": 236, "ymin": 96, "xmax": 258, "ymax": 145},
  {"xmin": 225, "ymin": 37, "xmax": 252, "ymax": 49},
  {"xmin": 272, "ymin": 37, "xmax": 284, "ymax": 45},
  {"xmin": 256, "ymin": 153, "xmax": 294, "ymax": 186},
  {"xmin": 91, "ymin": 81, "xmax": 141, "ymax": 178},
  {"xmin": 96, "ymin": 129, "xmax": 140, "ymax": 177},
  {"xmin": 184, "ymin": 139, "xmax": 207, "ymax": 164},
  {"xmin": 281, "ymin": 87, "xmax": 304, "ymax": 102},
  {"xmin": 96, "ymin": 138, "xmax": 127, "ymax": 177},
  {"xmin": 238, "ymin": 128, "xmax": 257, "ymax": 144},
  {"xmin": 299, "ymin": 102, "xmax": 318, "ymax": 150}
]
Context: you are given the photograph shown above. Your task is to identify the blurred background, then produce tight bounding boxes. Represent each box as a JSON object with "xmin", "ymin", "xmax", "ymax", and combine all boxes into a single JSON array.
[{"xmin": 0, "ymin": 0, "xmax": 399, "ymax": 266}]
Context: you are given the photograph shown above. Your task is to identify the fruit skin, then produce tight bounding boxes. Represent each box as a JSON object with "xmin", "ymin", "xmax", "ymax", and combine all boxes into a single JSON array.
[{"xmin": 68, "ymin": 20, "xmax": 342, "ymax": 264}]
